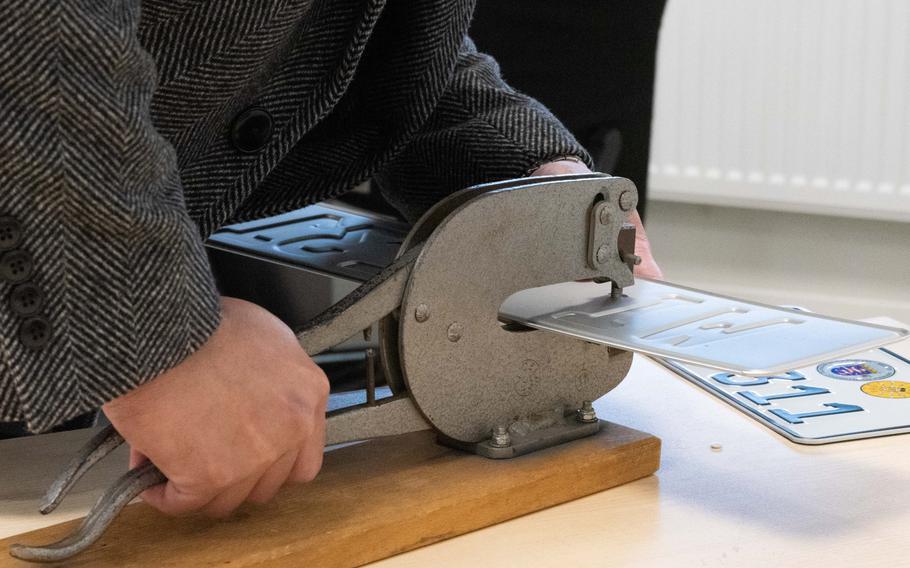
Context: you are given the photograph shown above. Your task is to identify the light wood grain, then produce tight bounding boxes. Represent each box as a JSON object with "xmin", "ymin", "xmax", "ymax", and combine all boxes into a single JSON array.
[
  {"xmin": 2, "ymin": 317, "xmax": 907, "ymax": 567},
  {"xmin": 0, "ymin": 424, "xmax": 658, "ymax": 567}
]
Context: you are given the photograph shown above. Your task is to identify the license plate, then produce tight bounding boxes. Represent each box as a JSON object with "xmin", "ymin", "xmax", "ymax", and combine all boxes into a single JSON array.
[
  {"xmin": 657, "ymin": 347, "xmax": 910, "ymax": 444},
  {"xmin": 499, "ymin": 279, "xmax": 909, "ymax": 376}
]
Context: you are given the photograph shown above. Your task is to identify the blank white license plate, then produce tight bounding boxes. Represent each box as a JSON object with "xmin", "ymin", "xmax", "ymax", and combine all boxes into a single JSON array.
[{"xmin": 658, "ymin": 347, "xmax": 910, "ymax": 444}]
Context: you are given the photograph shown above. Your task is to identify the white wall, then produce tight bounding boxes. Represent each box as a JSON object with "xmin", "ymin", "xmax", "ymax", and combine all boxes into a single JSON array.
[{"xmin": 649, "ymin": 0, "xmax": 910, "ymax": 223}]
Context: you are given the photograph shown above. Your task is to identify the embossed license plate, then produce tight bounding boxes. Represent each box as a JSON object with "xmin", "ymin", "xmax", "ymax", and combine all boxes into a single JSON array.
[
  {"xmin": 500, "ymin": 279, "xmax": 910, "ymax": 444},
  {"xmin": 499, "ymin": 279, "xmax": 909, "ymax": 376},
  {"xmin": 658, "ymin": 347, "xmax": 910, "ymax": 444}
]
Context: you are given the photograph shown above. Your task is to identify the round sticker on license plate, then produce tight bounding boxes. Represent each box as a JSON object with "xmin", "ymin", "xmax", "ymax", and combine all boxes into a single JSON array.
[
  {"xmin": 861, "ymin": 380, "xmax": 910, "ymax": 399},
  {"xmin": 817, "ymin": 359, "xmax": 896, "ymax": 381}
]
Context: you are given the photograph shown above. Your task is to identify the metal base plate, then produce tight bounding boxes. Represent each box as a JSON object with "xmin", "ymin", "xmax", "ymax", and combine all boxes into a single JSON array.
[{"xmin": 439, "ymin": 414, "xmax": 602, "ymax": 459}]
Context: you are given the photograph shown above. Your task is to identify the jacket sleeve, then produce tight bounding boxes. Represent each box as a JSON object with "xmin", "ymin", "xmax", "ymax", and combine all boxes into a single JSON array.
[
  {"xmin": 0, "ymin": 1, "xmax": 221, "ymax": 432},
  {"xmin": 374, "ymin": 37, "xmax": 593, "ymax": 221}
]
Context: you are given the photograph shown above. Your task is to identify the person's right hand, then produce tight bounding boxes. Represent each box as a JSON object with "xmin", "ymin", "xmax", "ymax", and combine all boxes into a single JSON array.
[
  {"xmin": 628, "ymin": 209, "xmax": 663, "ymax": 280},
  {"xmin": 529, "ymin": 160, "xmax": 663, "ymax": 280},
  {"xmin": 102, "ymin": 296, "xmax": 329, "ymax": 517}
]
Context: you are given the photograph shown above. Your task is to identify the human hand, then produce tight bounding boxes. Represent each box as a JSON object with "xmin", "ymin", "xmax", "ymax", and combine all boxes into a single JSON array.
[
  {"xmin": 626, "ymin": 207, "xmax": 663, "ymax": 279},
  {"xmin": 103, "ymin": 297, "xmax": 329, "ymax": 517},
  {"xmin": 529, "ymin": 159, "xmax": 663, "ymax": 279}
]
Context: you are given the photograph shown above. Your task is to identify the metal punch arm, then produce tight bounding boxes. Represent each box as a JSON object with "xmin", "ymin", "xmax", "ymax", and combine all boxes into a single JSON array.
[
  {"xmin": 11, "ymin": 247, "xmax": 427, "ymax": 563},
  {"xmin": 296, "ymin": 244, "xmax": 420, "ymax": 354}
]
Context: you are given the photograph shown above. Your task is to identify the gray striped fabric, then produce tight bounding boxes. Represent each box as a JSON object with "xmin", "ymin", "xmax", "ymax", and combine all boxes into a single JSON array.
[{"xmin": 0, "ymin": 0, "xmax": 590, "ymax": 432}]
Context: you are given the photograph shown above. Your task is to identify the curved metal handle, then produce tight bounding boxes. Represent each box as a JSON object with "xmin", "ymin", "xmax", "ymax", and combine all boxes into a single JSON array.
[
  {"xmin": 296, "ymin": 244, "xmax": 420, "ymax": 355},
  {"xmin": 10, "ymin": 461, "xmax": 166, "ymax": 563},
  {"xmin": 39, "ymin": 424, "xmax": 125, "ymax": 515},
  {"xmin": 10, "ymin": 243, "xmax": 422, "ymax": 563},
  {"xmin": 10, "ymin": 425, "xmax": 167, "ymax": 563}
]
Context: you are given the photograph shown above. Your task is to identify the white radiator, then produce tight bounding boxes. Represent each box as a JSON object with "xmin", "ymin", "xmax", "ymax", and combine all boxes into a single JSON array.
[{"xmin": 648, "ymin": 0, "xmax": 910, "ymax": 222}]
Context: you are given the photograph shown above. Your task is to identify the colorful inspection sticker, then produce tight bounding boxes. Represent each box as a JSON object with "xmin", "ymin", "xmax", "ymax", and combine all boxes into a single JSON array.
[
  {"xmin": 861, "ymin": 380, "xmax": 910, "ymax": 399},
  {"xmin": 816, "ymin": 359, "xmax": 896, "ymax": 381}
]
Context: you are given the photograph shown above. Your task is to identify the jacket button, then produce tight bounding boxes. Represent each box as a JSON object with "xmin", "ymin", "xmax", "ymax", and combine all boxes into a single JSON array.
[
  {"xmin": 19, "ymin": 316, "xmax": 52, "ymax": 349},
  {"xmin": 230, "ymin": 107, "xmax": 273, "ymax": 153},
  {"xmin": 0, "ymin": 217, "xmax": 23, "ymax": 251},
  {"xmin": 10, "ymin": 282, "xmax": 44, "ymax": 316},
  {"xmin": 0, "ymin": 250, "xmax": 34, "ymax": 283}
]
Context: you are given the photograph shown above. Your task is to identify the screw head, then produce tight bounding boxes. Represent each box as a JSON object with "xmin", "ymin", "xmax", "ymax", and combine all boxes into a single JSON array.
[
  {"xmin": 618, "ymin": 190, "xmax": 635, "ymax": 212},
  {"xmin": 598, "ymin": 205, "xmax": 611, "ymax": 225},
  {"xmin": 414, "ymin": 304, "xmax": 430, "ymax": 322},
  {"xmin": 446, "ymin": 322, "xmax": 464, "ymax": 342},
  {"xmin": 595, "ymin": 245, "xmax": 609, "ymax": 264},
  {"xmin": 622, "ymin": 252, "xmax": 642, "ymax": 266}
]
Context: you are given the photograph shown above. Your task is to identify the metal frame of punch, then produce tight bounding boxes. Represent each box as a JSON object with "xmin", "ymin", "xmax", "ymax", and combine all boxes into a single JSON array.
[{"xmin": 11, "ymin": 173, "xmax": 644, "ymax": 562}]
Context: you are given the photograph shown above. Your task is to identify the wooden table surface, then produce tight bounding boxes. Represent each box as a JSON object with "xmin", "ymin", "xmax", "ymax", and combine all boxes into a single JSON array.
[{"xmin": 1, "ymin": 318, "xmax": 907, "ymax": 567}]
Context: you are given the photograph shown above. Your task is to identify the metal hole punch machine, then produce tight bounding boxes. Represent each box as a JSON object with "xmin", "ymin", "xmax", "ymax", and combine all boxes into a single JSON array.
[{"xmin": 10, "ymin": 174, "xmax": 907, "ymax": 562}]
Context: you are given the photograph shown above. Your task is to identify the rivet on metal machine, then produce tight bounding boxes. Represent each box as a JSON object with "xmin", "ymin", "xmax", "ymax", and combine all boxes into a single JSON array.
[
  {"xmin": 446, "ymin": 322, "xmax": 463, "ymax": 342},
  {"xmin": 618, "ymin": 190, "xmax": 635, "ymax": 212}
]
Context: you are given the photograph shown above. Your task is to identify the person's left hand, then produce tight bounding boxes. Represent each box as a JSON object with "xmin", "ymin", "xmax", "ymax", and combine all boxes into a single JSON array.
[{"xmin": 529, "ymin": 159, "xmax": 664, "ymax": 279}]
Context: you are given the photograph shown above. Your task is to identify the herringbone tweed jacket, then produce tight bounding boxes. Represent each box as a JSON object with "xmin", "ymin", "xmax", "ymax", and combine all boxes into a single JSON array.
[{"xmin": 0, "ymin": 0, "xmax": 589, "ymax": 432}]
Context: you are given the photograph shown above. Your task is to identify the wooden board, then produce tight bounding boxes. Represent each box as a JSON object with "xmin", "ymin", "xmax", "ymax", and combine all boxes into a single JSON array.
[{"xmin": 1, "ymin": 422, "xmax": 659, "ymax": 567}]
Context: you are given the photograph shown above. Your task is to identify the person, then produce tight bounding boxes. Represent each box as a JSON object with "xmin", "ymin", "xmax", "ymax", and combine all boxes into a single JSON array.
[{"xmin": 0, "ymin": 0, "xmax": 661, "ymax": 518}]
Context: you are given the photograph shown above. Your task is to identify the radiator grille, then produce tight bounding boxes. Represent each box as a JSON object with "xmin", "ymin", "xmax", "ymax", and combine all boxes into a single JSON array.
[{"xmin": 648, "ymin": 0, "xmax": 910, "ymax": 222}]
